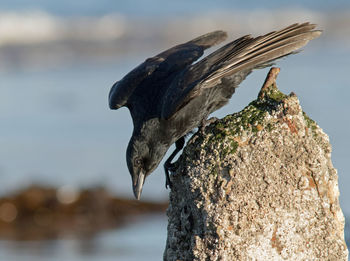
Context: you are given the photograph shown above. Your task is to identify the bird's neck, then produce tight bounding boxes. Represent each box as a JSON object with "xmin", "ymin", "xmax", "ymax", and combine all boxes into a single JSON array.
[{"xmin": 131, "ymin": 119, "xmax": 171, "ymax": 171}]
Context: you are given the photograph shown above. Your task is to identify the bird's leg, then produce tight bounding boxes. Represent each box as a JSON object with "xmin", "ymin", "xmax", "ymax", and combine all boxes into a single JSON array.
[
  {"xmin": 164, "ymin": 137, "xmax": 185, "ymax": 189},
  {"xmin": 200, "ymin": 117, "xmax": 219, "ymax": 133}
]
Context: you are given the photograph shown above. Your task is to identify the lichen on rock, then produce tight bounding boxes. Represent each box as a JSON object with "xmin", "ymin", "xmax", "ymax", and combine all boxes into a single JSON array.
[{"xmin": 164, "ymin": 68, "xmax": 348, "ymax": 261}]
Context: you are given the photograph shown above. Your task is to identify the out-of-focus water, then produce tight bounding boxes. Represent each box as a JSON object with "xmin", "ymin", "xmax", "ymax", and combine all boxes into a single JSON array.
[{"xmin": 0, "ymin": 214, "xmax": 168, "ymax": 261}]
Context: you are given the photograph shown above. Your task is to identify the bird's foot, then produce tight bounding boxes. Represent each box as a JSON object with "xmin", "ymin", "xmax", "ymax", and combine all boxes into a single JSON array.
[
  {"xmin": 166, "ymin": 162, "xmax": 178, "ymax": 172},
  {"xmin": 165, "ymin": 174, "xmax": 172, "ymax": 189},
  {"xmin": 164, "ymin": 162, "xmax": 178, "ymax": 189},
  {"xmin": 164, "ymin": 137, "xmax": 185, "ymax": 189}
]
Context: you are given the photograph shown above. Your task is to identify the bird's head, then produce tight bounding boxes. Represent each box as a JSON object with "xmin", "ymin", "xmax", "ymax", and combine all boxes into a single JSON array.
[{"xmin": 126, "ymin": 135, "xmax": 164, "ymax": 200}]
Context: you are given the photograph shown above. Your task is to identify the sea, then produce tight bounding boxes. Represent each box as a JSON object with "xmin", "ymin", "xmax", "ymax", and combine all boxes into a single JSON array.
[{"xmin": 0, "ymin": 1, "xmax": 349, "ymax": 259}]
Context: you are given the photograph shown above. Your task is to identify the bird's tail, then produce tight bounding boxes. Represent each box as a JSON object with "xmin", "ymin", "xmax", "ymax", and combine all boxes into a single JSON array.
[{"xmin": 193, "ymin": 23, "xmax": 321, "ymax": 84}]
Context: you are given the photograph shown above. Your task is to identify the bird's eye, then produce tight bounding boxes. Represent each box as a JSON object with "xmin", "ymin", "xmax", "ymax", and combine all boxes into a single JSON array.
[{"xmin": 135, "ymin": 158, "xmax": 143, "ymax": 167}]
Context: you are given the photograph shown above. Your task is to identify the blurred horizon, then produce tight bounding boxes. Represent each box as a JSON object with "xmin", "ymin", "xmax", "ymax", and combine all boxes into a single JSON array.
[{"xmin": 0, "ymin": 7, "xmax": 350, "ymax": 72}]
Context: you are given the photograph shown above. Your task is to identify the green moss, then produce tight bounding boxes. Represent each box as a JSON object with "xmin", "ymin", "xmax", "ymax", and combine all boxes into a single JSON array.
[
  {"xmin": 230, "ymin": 140, "xmax": 239, "ymax": 154},
  {"xmin": 302, "ymin": 111, "xmax": 330, "ymax": 152},
  {"xmin": 302, "ymin": 111, "xmax": 321, "ymax": 144},
  {"xmin": 215, "ymin": 122, "xmax": 225, "ymax": 129},
  {"xmin": 221, "ymin": 146, "xmax": 229, "ymax": 156},
  {"xmin": 201, "ymin": 90, "xmax": 278, "ymax": 159},
  {"xmin": 259, "ymin": 83, "xmax": 288, "ymax": 102},
  {"xmin": 303, "ymin": 111, "xmax": 317, "ymax": 131},
  {"xmin": 190, "ymin": 84, "xmax": 289, "ymax": 161},
  {"xmin": 267, "ymin": 87, "xmax": 288, "ymax": 102},
  {"xmin": 224, "ymin": 99, "xmax": 269, "ymax": 136}
]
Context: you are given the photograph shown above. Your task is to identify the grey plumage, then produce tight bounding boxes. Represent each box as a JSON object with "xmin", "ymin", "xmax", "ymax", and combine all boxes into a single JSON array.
[{"xmin": 109, "ymin": 23, "xmax": 321, "ymax": 199}]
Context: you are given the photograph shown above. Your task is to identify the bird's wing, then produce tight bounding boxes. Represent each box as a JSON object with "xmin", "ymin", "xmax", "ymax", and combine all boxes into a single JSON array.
[
  {"xmin": 161, "ymin": 23, "xmax": 321, "ymax": 119},
  {"xmin": 108, "ymin": 30, "xmax": 227, "ymax": 110}
]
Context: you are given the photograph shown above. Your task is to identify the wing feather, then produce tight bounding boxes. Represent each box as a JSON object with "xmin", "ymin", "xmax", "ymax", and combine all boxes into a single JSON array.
[
  {"xmin": 161, "ymin": 23, "xmax": 321, "ymax": 119},
  {"xmin": 108, "ymin": 31, "xmax": 227, "ymax": 110}
]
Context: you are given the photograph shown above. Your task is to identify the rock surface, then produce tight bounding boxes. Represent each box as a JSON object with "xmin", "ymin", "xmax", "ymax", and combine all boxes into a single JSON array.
[{"xmin": 164, "ymin": 68, "xmax": 348, "ymax": 260}]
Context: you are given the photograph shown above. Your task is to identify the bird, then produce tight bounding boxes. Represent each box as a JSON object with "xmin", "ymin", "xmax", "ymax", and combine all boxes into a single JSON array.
[{"xmin": 109, "ymin": 23, "xmax": 321, "ymax": 200}]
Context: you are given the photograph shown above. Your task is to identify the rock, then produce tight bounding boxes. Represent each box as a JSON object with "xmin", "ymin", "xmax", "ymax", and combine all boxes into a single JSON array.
[{"xmin": 164, "ymin": 68, "xmax": 348, "ymax": 261}]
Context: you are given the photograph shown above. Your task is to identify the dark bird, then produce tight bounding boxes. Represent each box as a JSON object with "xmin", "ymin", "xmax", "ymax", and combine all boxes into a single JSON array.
[{"xmin": 109, "ymin": 23, "xmax": 321, "ymax": 200}]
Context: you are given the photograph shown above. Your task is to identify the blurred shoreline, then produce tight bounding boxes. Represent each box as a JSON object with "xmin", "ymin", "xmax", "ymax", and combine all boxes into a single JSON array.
[
  {"xmin": 0, "ymin": 185, "xmax": 167, "ymax": 240},
  {"xmin": 1, "ymin": 8, "xmax": 350, "ymax": 72}
]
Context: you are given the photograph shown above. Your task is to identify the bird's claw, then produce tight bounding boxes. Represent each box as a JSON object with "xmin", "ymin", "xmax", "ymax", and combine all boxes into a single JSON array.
[
  {"xmin": 165, "ymin": 175, "xmax": 172, "ymax": 189},
  {"xmin": 167, "ymin": 163, "xmax": 178, "ymax": 172},
  {"xmin": 164, "ymin": 162, "xmax": 177, "ymax": 189},
  {"xmin": 164, "ymin": 137, "xmax": 185, "ymax": 190}
]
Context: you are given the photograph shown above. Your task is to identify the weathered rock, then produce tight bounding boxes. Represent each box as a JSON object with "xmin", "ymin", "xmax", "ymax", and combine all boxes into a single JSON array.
[{"xmin": 164, "ymin": 68, "xmax": 348, "ymax": 261}]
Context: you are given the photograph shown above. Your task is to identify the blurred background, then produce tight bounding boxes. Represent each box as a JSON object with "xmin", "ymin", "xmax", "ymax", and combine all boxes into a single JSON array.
[{"xmin": 0, "ymin": 0, "xmax": 349, "ymax": 260}]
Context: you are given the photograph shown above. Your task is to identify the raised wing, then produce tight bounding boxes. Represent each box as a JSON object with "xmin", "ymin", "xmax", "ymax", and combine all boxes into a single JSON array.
[
  {"xmin": 161, "ymin": 23, "xmax": 321, "ymax": 119},
  {"xmin": 108, "ymin": 30, "xmax": 227, "ymax": 110}
]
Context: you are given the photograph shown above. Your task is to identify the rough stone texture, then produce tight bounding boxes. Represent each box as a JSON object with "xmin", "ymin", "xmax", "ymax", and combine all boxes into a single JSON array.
[{"xmin": 164, "ymin": 68, "xmax": 348, "ymax": 261}]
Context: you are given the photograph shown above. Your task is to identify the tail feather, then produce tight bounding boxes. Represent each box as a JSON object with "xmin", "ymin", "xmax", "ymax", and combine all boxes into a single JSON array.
[
  {"xmin": 190, "ymin": 23, "xmax": 321, "ymax": 84},
  {"xmin": 206, "ymin": 31, "xmax": 320, "ymax": 83},
  {"xmin": 225, "ymin": 23, "xmax": 317, "ymax": 62},
  {"xmin": 253, "ymin": 22, "xmax": 316, "ymax": 48}
]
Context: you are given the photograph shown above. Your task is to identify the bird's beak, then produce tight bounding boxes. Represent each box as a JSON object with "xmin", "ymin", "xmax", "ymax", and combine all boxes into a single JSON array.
[{"xmin": 133, "ymin": 169, "xmax": 145, "ymax": 200}]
